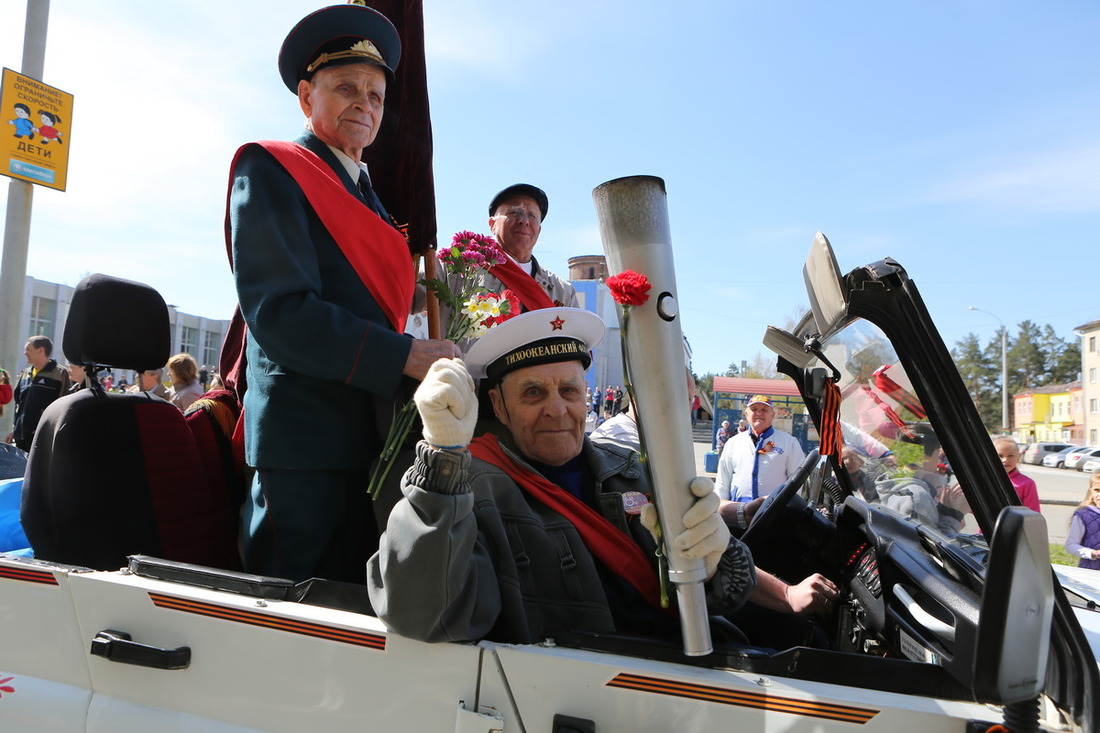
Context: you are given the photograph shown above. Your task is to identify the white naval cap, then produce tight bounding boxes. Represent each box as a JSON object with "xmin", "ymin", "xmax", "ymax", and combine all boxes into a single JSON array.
[{"xmin": 465, "ymin": 307, "xmax": 606, "ymax": 384}]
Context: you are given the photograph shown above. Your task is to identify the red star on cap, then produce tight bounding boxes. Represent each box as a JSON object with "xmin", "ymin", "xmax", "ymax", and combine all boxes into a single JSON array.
[{"xmin": 550, "ymin": 316, "xmax": 565, "ymax": 331}]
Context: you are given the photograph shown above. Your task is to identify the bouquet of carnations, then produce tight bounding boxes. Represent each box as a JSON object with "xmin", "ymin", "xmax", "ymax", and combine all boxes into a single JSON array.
[{"xmin": 367, "ymin": 231, "xmax": 518, "ymax": 498}]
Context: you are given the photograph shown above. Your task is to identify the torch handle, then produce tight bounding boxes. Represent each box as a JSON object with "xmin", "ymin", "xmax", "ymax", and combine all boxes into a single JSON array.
[{"xmin": 593, "ymin": 175, "xmax": 712, "ymax": 657}]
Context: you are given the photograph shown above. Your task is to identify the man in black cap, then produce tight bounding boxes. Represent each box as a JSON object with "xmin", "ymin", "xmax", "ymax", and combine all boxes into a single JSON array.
[
  {"xmin": 418, "ymin": 183, "xmax": 578, "ymax": 347},
  {"xmin": 225, "ymin": 3, "xmax": 459, "ymax": 583},
  {"xmin": 368, "ymin": 308, "xmax": 837, "ymax": 645},
  {"xmin": 485, "ymin": 183, "xmax": 578, "ymax": 310}
]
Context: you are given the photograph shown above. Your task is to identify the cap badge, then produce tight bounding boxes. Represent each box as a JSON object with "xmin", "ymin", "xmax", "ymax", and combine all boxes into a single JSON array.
[
  {"xmin": 550, "ymin": 316, "xmax": 565, "ymax": 331},
  {"xmin": 306, "ymin": 38, "xmax": 385, "ymax": 74}
]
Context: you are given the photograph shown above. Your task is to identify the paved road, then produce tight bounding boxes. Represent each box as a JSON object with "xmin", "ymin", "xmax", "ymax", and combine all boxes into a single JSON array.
[
  {"xmin": 1023, "ymin": 463, "xmax": 1091, "ymax": 546},
  {"xmin": 690, "ymin": 426, "xmax": 1087, "ymax": 546},
  {"xmin": 1026, "ymin": 463, "xmax": 1092, "ymax": 505}
]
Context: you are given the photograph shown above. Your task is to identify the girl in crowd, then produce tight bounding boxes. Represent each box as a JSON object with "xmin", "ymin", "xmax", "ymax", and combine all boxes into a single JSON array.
[
  {"xmin": 992, "ymin": 436, "xmax": 1040, "ymax": 513},
  {"xmin": 1065, "ymin": 473, "xmax": 1100, "ymax": 570}
]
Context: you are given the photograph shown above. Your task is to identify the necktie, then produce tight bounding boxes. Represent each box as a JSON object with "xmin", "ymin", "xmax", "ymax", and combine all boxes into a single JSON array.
[
  {"xmin": 358, "ymin": 170, "xmax": 388, "ymax": 219},
  {"xmin": 749, "ymin": 426, "xmax": 775, "ymax": 499}
]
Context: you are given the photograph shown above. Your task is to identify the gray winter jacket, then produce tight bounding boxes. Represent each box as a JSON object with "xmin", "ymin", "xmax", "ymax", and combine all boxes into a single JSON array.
[
  {"xmin": 368, "ymin": 438, "xmax": 755, "ymax": 644},
  {"xmin": 874, "ymin": 475, "xmax": 964, "ymax": 534}
]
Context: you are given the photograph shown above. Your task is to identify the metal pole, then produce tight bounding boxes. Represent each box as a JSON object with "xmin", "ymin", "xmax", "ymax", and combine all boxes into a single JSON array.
[
  {"xmin": 0, "ymin": 1, "xmax": 50, "ymax": 437},
  {"xmin": 593, "ymin": 175, "xmax": 712, "ymax": 657}
]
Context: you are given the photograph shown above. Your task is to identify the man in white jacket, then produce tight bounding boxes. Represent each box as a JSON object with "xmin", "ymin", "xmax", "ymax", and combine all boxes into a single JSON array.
[{"xmin": 714, "ymin": 395, "xmax": 806, "ymax": 532}]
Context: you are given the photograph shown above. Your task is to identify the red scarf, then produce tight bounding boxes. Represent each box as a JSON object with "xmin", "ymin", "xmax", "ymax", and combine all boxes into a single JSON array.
[
  {"xmin": 218, "ymin": 141, "xmax": 414, "ymax": 468},
  {"xmin": 249, "ymin": 141, "xmax": 413, "ymax": 332},
  {"xmin": 487, "ymin": 257, "xmax": 555, "ymax": 312},
  {"xmin": 468, "ymin": 434, "xmax": 665, "ymax": 612}
]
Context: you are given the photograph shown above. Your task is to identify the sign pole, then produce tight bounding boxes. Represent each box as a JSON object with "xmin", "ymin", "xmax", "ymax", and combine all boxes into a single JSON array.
[{"xmin": 0, "ymin": 0, "xmax": 49, "ymax": 436}]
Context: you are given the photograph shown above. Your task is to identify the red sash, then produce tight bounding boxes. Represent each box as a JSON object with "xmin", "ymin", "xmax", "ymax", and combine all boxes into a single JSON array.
[
  {"xmin": 219, "ymin": 141, "xmax": 414, "ymax": 468},
  {"xmin": 250, "ymin": 141, "xmax": 413, "ymax": 332},
  {"xmin": 487, "ymin": 257, "xmax": 555, "ymax": 312},
  {"xmin": 468, "ymin": 434, "xmax": 665, "ymax": 612}
]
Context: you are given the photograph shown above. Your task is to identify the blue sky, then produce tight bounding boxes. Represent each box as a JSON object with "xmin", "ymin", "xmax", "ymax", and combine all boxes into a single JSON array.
[{"xmin": 2, "ymin": 1, "xmax": 1098, "ymax": 376}]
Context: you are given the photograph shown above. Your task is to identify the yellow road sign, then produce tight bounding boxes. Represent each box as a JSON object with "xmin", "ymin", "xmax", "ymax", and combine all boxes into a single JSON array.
[{"xmin": 1, "ymin": 68, "xmax": 74, "ymax": 191}]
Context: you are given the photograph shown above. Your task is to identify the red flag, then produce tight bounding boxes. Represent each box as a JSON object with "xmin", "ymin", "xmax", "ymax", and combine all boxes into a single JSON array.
[{"xmin": 360, "ymin": 0, "xmax": 437, "ymax": 256}]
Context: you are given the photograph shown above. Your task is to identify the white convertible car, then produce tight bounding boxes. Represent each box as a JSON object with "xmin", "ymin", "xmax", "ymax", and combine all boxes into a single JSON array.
[{"xmin": 1, "ymin": 234, "xmax": 1096, "ymax": 732}]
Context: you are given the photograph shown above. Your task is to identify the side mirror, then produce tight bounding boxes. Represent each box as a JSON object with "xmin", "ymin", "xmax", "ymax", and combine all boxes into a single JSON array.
[{"xmin": 973, "ymin": 507, "xmax": 1053, "ymax": 704}]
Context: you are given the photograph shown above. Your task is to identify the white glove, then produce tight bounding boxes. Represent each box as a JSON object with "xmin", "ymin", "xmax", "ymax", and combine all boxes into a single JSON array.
[
  {"xmin": 414, "ymin": 358, "xmax": 477, "ymax": 449},
  {"xmin": 640, "ymin": 476, "xmax": 731, "ymax": 579}
]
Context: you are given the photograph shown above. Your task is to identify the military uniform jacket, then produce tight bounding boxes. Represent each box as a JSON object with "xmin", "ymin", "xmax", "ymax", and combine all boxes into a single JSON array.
[
  {"xmin": 368, "ymin": 438, "xmax": 755, "ymax": 644},
  {"xmin": 229, "ymin": 131, "xmax": 413, "ymax": 471}
]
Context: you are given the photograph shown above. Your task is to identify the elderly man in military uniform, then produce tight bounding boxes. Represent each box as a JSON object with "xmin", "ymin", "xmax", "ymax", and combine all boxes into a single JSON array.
[
  {"xmin": 368, "ymin": 308, "xmax": 835, "ymax": 645},
  {"xmin": 227, "ymin": 4, "xmax": 458, "ymax": 583}
]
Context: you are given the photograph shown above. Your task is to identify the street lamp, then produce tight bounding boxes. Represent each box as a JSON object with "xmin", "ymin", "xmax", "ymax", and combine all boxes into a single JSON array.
[{"xmin": 969, "ymin": 306, "xmax": 1008, "ymax": 434}]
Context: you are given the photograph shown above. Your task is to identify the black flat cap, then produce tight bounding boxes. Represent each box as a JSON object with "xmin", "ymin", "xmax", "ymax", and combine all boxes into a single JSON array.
[
  {"xmin": 489, "ymin": 183, "xmax": 548, "ymax": 222},
  {"xmin": 278, "ymin": 4, "xmax": 401, "ymax": 93}
]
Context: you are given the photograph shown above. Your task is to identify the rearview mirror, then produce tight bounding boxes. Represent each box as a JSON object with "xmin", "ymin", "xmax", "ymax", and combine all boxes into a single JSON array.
[
  {"xmin": 803, "ymin": 232, "xmax": 847, "ymax": 336},
  {"xmin": 762, "ymin": 326, "xmax": 815, "ymax": 368}
]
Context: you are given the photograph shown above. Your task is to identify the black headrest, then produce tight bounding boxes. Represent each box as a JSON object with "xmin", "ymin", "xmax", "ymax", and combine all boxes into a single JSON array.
[{"xmin": 63, "ymin": 273, "xmax": 170, "ymax": 371}]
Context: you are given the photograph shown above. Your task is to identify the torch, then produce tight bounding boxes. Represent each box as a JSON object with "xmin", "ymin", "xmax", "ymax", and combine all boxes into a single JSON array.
[{"xmin": 592, "ymin": 175, "xmax": 712, "ymax": 656}]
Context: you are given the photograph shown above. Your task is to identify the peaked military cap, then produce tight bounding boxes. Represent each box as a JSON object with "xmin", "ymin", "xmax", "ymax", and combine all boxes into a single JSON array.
[{"xmin": 278, "ymin": 3, "xmax": 401, "ymax": 92}]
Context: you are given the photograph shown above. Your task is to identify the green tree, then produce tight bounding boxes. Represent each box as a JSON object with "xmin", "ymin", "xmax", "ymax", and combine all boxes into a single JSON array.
[
  {"xmin": 1040, "ymin": 324, "xmax": 1081, "ymax": 384},
  {"xmin": 1008, "ymin": 321, "xmax": 1046, "ymax": 391},
  {"xmin": 956, "ymin": 320, "xmax": 1082, "ymax": 432},
  {"xmin": 742, "ymin": 352, "xmax": 780, "ymax": 379},
  {"xmin": 952, "ymin": 332, "xmax": 999, "ymax": 430},
  {"xmin": 1054, "ymin": 340, "xmax": 1081, "ymax": 384}
]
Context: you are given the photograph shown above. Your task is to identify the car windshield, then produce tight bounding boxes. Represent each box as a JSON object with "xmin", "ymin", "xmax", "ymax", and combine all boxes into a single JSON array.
[{"xmin": 810, "ymin": 318, "xmax": 985, "ymax": 547}]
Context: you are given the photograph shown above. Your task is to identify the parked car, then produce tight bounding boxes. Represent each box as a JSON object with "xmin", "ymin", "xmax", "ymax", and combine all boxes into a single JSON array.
[
  {"xmin": 1043, "ymin": 445, "xmax": 1088, "ymax": 468},
  {"xmin": 1067, "ymin": 447, "xmax": 1100, "ymax": 471},
  {"xmin": 1082, "ymin": 457, "xmax": 1100, "ymax": 473},
  {"xmin": 1021, "ymin": 442, "xmax": 1074, "ymax": 465}
]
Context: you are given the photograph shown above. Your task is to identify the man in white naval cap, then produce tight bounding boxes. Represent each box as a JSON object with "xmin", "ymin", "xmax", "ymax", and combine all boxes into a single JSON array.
[{"xmin": 368, "ymin": 307, "xmax": 836, "ymax": 645}]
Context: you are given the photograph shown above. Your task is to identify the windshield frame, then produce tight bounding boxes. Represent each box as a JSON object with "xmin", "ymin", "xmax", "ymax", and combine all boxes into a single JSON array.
[{"xmin": 780, "ymin": 246, "xmax": 1099, "ymax": 728}]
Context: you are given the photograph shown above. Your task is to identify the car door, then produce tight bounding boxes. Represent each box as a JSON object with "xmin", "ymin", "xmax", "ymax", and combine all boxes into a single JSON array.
[
  {"xmin": 491, "ymin": 642, "xmax": 1003, "ymax": 732},
  {"xmin": 63, "ymin": 568, "xmax": 486, "ymax": 732},
  {"xmin": 0, "ymin": 556, "xmax": 92, "ymax": 732}
]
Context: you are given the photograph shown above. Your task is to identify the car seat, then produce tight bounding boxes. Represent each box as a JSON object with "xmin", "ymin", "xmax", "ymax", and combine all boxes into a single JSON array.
[{"xmin": 20, "ymin": 273, "xmax": 241, "ymax": 570}]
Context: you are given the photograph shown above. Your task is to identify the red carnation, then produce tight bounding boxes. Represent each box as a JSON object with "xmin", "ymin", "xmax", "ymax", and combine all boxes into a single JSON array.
[{"xmin": 606, "ymin": 271, "xmax": 652, "ymax": 307}]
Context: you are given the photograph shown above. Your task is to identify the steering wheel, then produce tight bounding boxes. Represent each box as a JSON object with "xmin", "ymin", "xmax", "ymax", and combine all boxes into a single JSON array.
[{"xmin": 739, "ymin": 449, "xmax": 822, "ymax": 546}]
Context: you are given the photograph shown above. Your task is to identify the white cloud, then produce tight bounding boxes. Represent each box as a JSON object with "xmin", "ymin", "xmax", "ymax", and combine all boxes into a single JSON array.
[{"xmin": 928, "ymin": 143, "xmax": 1100, "ymax": 214}]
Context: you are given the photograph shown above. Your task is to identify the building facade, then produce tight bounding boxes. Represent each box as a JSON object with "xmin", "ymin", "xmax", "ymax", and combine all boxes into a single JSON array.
[
  {"xmin": 1012, "ymin": 381, "xmax": 1081, "ymax": 444},
  {"xmin": 1079, "ymin": 319, "xmax": 1100, "ymax": 446},
  {"xmin": 6, "ymin": 275, "xmax": 228, "ymax": 385}
]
